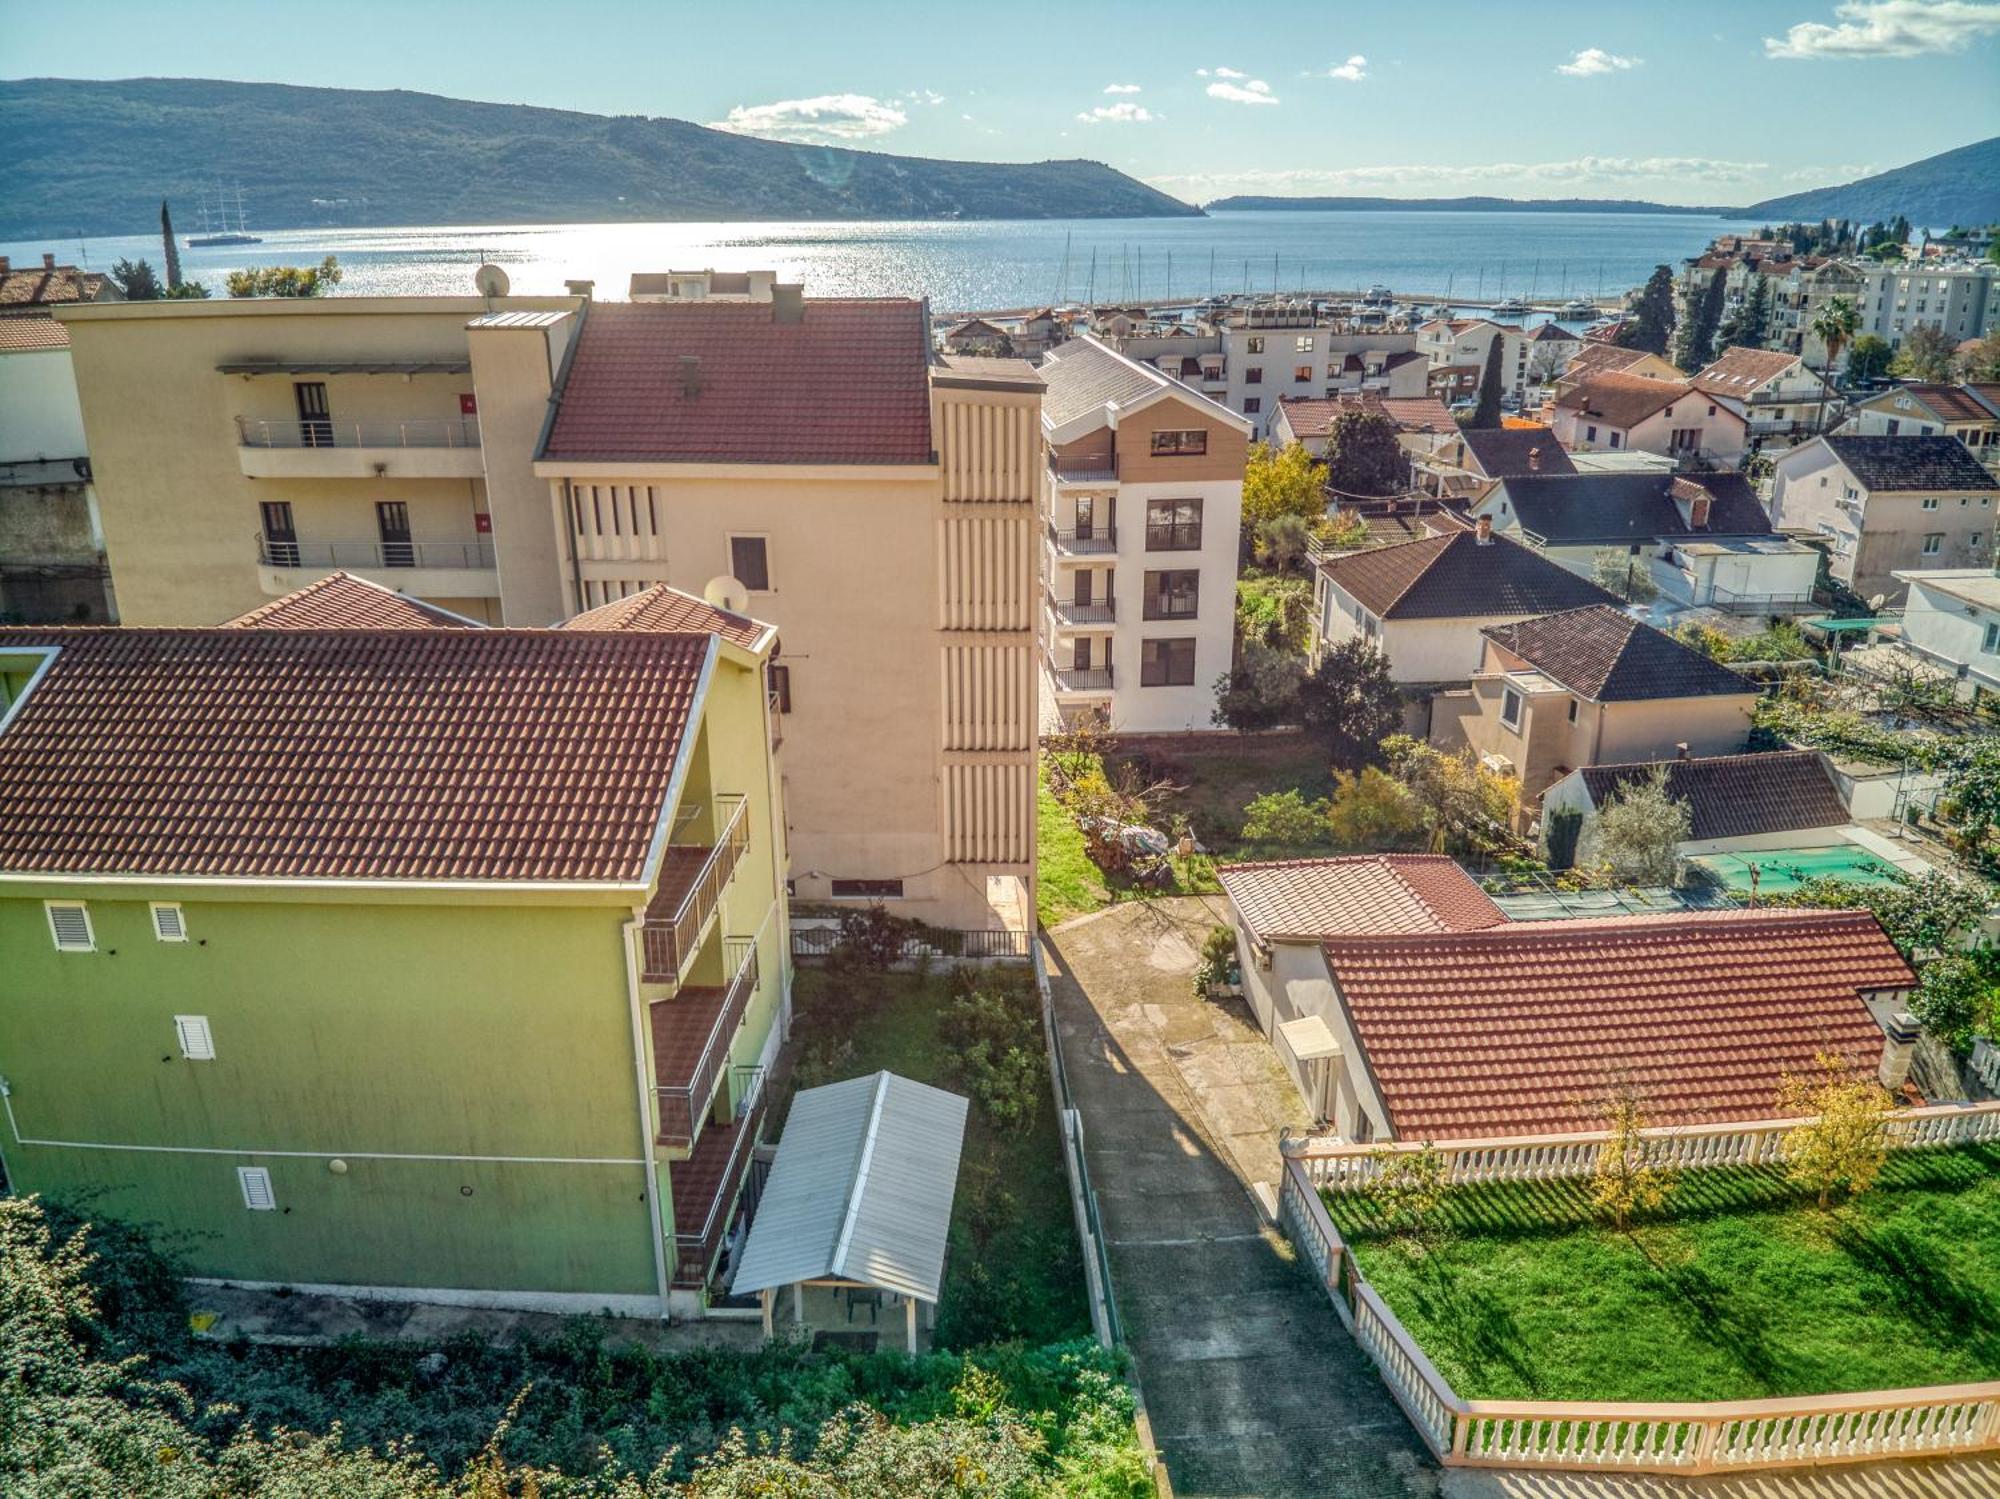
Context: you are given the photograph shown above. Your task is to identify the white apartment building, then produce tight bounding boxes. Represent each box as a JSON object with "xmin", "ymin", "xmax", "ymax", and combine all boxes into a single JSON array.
[
  {"xmin": 1889, "ymin": 568, "xmax": 2000, "ymax": 703},
  {"xmin": 1415, "ymin": 318, "xmax": 1578, "ymax": 407},
  {"xmin": 1854, "ymin": 262, "xmax": 1998, "ymax": 350},
  {"xmin": 0, "ymin": 316, "xmax": 112, "ymax": 622},
  {"xmin": 1037, "ymin": 335, "xmax": 1249, "ymax": 732}
]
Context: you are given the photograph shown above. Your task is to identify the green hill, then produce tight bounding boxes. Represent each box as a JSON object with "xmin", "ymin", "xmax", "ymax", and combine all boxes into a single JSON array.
[
  {"xmin": 0, "ymin": 77, "xmax": 1201, "ymax": 238},
  {"xmin": 1742, "ymin": 138, "xmax": 1999, "ymax": 228}
]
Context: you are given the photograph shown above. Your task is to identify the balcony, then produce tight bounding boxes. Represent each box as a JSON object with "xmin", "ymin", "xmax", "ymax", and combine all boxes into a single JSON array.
[
  {"xmin": 1044, "ymin": 588, "xmax": 1116, "ymax": 627},
  {"xmin": 235, "ymin": 416, "xmax": 485, "ymax": 480},
  {"xmin": 652, "ymin": 938, "xmax": 758, "ymax": 1149},
  {"xmin": 255, "ymin": 535, "xmax": 499, "ymax": 599},
  {"xmin": 1048, "ymin": 454, "xmax": 1119, "ymax": 487},
  {"xmin": 639, "ymin": 794, "xmax": 750, "ymax": 986},
  {"xmin": 1046, "ymin": 523, "xmax": 1119, "ymax": 558},
  {"xmin": 1052, "ymin": 666, "xmax": 1115, "ymax": 693},
  {"xmin": 670, "ymin": 1082, "xmax": 766, "ymax": 1288}
]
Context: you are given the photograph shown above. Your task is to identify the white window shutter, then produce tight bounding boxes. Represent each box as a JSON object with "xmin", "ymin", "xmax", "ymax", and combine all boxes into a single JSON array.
[
  {"xmin": 175, "ymin": 1015, "xmax": 215, "ymax": 1061},
  {"xmin": 237, "ymin": 1166, "xmax": 275, "ymax": 1211},
  {"xmin": 46, "ymin": 901, "xmax": 93, "ymax": 952},
  {"xmin": 151, "ymin": 903, "xmax": 188, "ymax": 943}
]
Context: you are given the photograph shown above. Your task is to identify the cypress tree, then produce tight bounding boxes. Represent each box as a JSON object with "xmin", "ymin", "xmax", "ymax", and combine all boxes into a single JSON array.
[
  {"xmin": 1467, "ymin": 335, "xmax": 1505, "ymax": 430},
  {"xmin": 1678, "ymin": 270, "xmax": 1727, "ymax": 372},
  {"xmin": 160, "ymin": 199, "xmax": 183, "ymax": 290},
  {"xmin": 1619, "ymin": 265, "xmax": 1676, "ymax": 357}
]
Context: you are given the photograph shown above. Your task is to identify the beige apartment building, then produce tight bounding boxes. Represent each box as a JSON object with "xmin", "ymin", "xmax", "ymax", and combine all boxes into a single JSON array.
[{"xmin": 55, "ymin": 284, "xmax": 1040, "ymax": 933}]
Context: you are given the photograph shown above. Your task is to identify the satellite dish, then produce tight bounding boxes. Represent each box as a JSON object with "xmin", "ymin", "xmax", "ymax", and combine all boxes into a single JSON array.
[
  {"xmin": 474, "ymin": 263, "xmax": 510, "ymax": 298},
  {"xmin": 1869, "ymin": 593, "xmax": 1886, "ymax": 611},
  {"xmin": 704, "ymin": 575, "xmax": 752, "ymax": 614}
]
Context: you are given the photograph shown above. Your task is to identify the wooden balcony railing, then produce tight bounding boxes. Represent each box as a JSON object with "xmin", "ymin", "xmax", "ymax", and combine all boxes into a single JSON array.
[
  {"xmin": 654, "ymin": 940, "xmax": 758, "ymax": 1150},
  {"xmin": 639, "ymin": 795, "xmax": 749, "ymax": 985}
]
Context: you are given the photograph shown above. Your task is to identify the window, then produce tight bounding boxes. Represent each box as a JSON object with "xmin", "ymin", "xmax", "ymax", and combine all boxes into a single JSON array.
[
  {"xmin": 1567, "ymin": 698, "xmax": 1579, "ymax": 724},
  {"xmin": 1293, "ymin": 365, "xmax": 1313, "ymax": 382},
  {"xmin": 830, "ymin": 878, "xmax": 904, "ymax": 899},
  {"xmin": 1586, "ymin": 425, "xmax": 1598, "ymax": 442},
  {"xmin": 728, "ymin": 535, "xmax": 770, "ymax": 591},
  {"xmin": 1983, "ymin": 622, "xmax": 2000, "ymax": 654},
  {"xmin": 1244, "ymin": 367, "xmax": 1264, "ymax": 385},
  {"xmin": 375, "ymin": 501, "xmax": 413, "ymax": 568},
  {"xmin": 1246, "ymin": 336, "xmax": 1265, "ymax": 354},
  {"xmin": 175, "ymin": 1015, "xmax": 215, "ymax": 1061},
  {"xmin": 45, "ymin": 900, "xmax": 92, "ymax": 952},
  {"xmin": 1922, "ymin": 496, "xmax": 1939, "ymax": 510},
  {"xmin": 1609, "ymin": 432, "xmax": 1622, "ymax": 449},
  {"xmin": 1149, "ymin": 429, "xmax": 1208, "ymax": 458},
  {"xmin": 767, "ymin": 662, "xmax": 792, "ymax": 713},
  {"xmin": 1145, "ymin": 498, "xmax": 1203, "ymax": 551},
  {"xmin": 237, "ymin": 1167, "xmax": 276, "ymax": 1211},
  {"xmin": 1500, "ymin": 687, "xmax": 1524, "ymax": 729},
  {"xmin": 258, "ymin": 501, "xmax": 298, "ymax": 566},
  {"xmin": 150, "ymin": 903, "xmax": 188, "ymax": 943},
  {"xmin": 1142, "ymin": 569, "xmax": 1200, "ymax": 621},
  {"xmin": 1243, "ymin": 397, "xmax": 1261, "ymax": 415},
  {"xmin": 1923, "ymin": 532, "xmax": 1945, "ymax": 555},
  {"xmin": 1295, "ymin": 335, "xmax": 1315, "ymax": 353},
  {"xmin": 1140, "ymin": 638, "xmax": 1197, "ymax": 687}
]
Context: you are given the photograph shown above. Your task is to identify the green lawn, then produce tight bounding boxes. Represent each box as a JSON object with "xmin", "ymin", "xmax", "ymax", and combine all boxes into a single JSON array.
[
  {"xmin": 1328, "ymin": 1145, "xmax": 2000, "ymax": 1403},
  {"xmin": 1108, "ymin": 731, "xmax": 1338, "ymax": 862},
  {"xmin": 773, "ymin": 967, "xmax": 1090, "ymax": 1350},
  {"xmin": 1038, "ymin": 767, "xmax": 1108, "ymax": 926}
]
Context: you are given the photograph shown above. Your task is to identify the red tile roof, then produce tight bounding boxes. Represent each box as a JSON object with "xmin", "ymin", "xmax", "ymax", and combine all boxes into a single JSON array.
[
  {"xmin": 542, "ymin": 299, "xmax": 933, "ymax": 465},
  {"xmin": 224, "ymin": 573, "xmax": 481, "ymax": 630},
  {"xmin": 559, "ymin": 583, "xmax": 774, "ymax": 651},
  {"xmin": 0, "ymin": 314, "xmax": 70, "ymax": 351},
  {"xmin": 1277, "ymin": 393, "xmax": 1458, "ymax": 437},
  {"xmin": 1563, "ymin": 344, "xmax": 1655, "ymax": 380},
  {"xmin": 1693, "ymin": 346, "xmax": 1803, "ymax": 394},
  {"xmin": 1322, "ymin": 908, "xmax": 1909, "ymax": 1140},
  {"xmin": 1554, "ymin": 372, "xmax": 1711, "ymax": 430},
  {"xmin": 0, "ymin": 262, "xmax": 112, "ymax": 308},
  {"xmin": 0, "ymin": 627, "xmax": 714, "ymax": 883},
  {"xmin": 1217, "ymin": 854, "xmax": 1507, "ymax": 940}
]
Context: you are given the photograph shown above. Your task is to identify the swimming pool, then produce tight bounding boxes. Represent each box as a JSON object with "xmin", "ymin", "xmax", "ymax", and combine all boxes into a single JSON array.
[{"xmin": 1687, "ymin": 844, "xmax": 1904, "ymax": 894}]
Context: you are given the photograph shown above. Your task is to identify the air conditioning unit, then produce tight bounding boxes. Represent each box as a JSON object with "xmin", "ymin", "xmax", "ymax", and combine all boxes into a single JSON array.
[{"xmin": 1480, "ymin": 752, "xmax": 1516, "ymax": 777}]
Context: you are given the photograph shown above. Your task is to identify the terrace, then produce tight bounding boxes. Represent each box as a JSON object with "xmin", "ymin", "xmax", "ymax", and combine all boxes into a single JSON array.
[{"xmin": 639, "ymin": 794, "xmax": 750, "ymax": 986}]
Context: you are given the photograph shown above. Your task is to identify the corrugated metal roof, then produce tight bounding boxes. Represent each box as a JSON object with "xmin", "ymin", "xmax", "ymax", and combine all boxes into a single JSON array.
[
  {"xmin": 729, "ymin": 1071, "xmax": 968, "ymax": 1302},
  {"xmin": 466, "ymin": 310, "xmax": 570, "ymax": 329}
]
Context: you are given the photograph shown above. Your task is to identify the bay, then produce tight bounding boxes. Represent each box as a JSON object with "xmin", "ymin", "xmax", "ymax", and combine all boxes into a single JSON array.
[{"xmin": 7, "ymin": 209, "xmax": 1763, "ymax": 314}]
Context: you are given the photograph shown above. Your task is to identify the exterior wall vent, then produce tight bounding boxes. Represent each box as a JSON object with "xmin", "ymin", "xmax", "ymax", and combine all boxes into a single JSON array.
[
  {"xmin": 151, "ymin": 903, "xmax": 188, "ymax": 943},
  {"xmin": 45, "ymin": 901, "xmax": 93, "ymax": 952},
  {"xmin": 237, "ymin": 1166, "xmax": 275, "ymax": 1210}
]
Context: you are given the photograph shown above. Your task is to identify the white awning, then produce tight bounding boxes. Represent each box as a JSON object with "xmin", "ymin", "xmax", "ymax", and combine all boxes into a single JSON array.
[
  {"xmin": 730, "ymin": 1071, "xmax": 969, "ymax": 1304},
  {"xmin": 1278, "ymin": 1015, "xmax": 1342, "ymax": 1061}
]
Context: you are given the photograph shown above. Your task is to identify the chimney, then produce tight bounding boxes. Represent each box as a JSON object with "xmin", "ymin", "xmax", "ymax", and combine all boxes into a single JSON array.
[
  {"xmin": 0, "ymin": 256, "xmax": 9, "ymax": 275},
  {"xmin": 1475, "ymin": 515, "xmax": 1494, "ymax": 545},
  {"xmin": 772, "ymin": 283, "xmax": 805, "ymax": 325},
  {"xmin": 1878, "ymin": 1010, "xmax": 1920, "ymax": 1092},
  {"xmin": 1675, "ymin": 742, "xmax": 1690, "ymax": 760},
  {"xmin": 1527, "ymin": 446, "xmax": 1541, "ymax": 471},
  {"xmin": 43, "ymin": 252, "xmax": 57, "ymax": 270},
  {"xmin": 1690, "ymin": 494, "xmax": 1712, "ymax": 529},
  {"xmin": 564, "ymin": 278, "xmax": 595, "ymax": 300},
  {"xmin": 678, "ymin": 355, "xmax": 702, "ymax": 397}
]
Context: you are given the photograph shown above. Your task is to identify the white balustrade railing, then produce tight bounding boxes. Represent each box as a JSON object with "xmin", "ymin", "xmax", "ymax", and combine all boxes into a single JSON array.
[{"xmin": 1277, "ymin": 1100, "xmax": 2000, "ymax": 1475}]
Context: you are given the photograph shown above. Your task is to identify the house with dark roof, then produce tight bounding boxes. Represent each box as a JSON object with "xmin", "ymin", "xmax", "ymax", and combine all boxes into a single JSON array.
[
  {"xmin": 0, "ymin": 585, "xmax": 789, "ymax": 1321},
  {"xmin": 1439, "ymin": 604, "xmax": 1761, "ymax": 806},
  {"xmin": 1468, "ymin": 469, "xmax": 1820, "ymax": 612},
  {"xmin": 1771, "ymin": 433, "xmax": 2000, "ymax": 604},
  {"xmin": 1311, "ymin": 523, "xmax": 1618, "ymax": 683},
  {"xmin": 1549, "ymin": 372, "xmax": 1748, "ymax": 464}
]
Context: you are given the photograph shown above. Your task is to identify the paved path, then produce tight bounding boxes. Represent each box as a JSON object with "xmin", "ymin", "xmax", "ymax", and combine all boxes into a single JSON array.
[{"xmin": 1045, "ymin": 897, "xmax": 1994, "ymax": 1499}]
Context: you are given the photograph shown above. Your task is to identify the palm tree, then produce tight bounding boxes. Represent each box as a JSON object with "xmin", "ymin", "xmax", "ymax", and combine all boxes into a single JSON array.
[{"xmin": 1809, "ymin": 295, "xmax": 1859, "ymax": 437}]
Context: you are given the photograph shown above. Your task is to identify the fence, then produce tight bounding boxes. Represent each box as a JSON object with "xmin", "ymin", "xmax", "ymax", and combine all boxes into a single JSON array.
[
  {"xmin": 1278, "ymin": 1102, "xmax": 2000, "ymax": 1474},
  {"xmin": 1034, "ymin": 940, "xmax": 1121, "ymax": 1350},
  {"xmin": 789, "ymin": 923, "xmax": 1032, "ymax": 963}
]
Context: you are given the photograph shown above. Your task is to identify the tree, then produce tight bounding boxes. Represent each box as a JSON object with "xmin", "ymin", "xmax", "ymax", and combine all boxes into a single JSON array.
[
  {"xmin": 1543, "ymin": 804, "xmax": 1584, "ymax": 869},
  {"xmin": 1772, "ymin": 869, "xmax": 1988, "ymax": 958},
  {"xmin": 1586, "ymin": 765, "xmax": 1690, "ymax": 886},
  {"xmin": 1891, "ymin": 321, "xmax": 1955, "ymax": 383},
  {"xmin": 1618, "ymin": 265, "xmax": 1676, "ymax": 357},
  {"xmin": 1844, "ymin": 333, "xmax": 1894, "ymax": 383},
  {"xmin": 1590, "ymin": 547, "xmax": 1658, "ymax": 603},
  {"xmin": 1295, "ymin": 637, "xmax": 1401, "ymax": 772},
  {"xmin": 1466, "ymin": 336, "xmax": 1505, "ymax": 429},
  {"xmin": 1369, "ymin": 1144, "xmax": 1452, "ymax": 1258},
  {"xmin": 1211, "ymin": 640, "xmax": 1306, "ymax": 731},
  {"xmin": 1241, "ymin": 439, "xmax": 1327, "ymax": 531},
  {"xmin": 1778, "ymin": 1052, "xmax": 1892, "ymax": 1211},
  {"xmin": 1326, "ymin": 767, "xmax": 1426, "ymax": 849},
  {"xmin": 1675, "ymin": 270, "xmax": 1726, "ymax": 373},
  {"xmin": 1938, "ymin": 737, "xmax": 2000, "ymax": 857},
  {"xmin": 163, "ymin": 279, "xmax": 211, "ymax": 300},
  {"xmin": 226, "ymin": 255, "xmax": 343, "ymax": 298},
  {"xmin": 159, "ymin": 198, "xmax": 182, "ymax": 290},
  {"xmin": 1253, "ymin": 512, "xmax": 1313, "ymax": 574},
  {"xmin": 1381, "ymin": 734, "xmax": 1518, "ymax": 854},
  {"xmin": 1909, "ymin": 954, "xmax": 1998, "ymax": 1054},
  {"xmin": 107, "ymin": 257, "xmax": 160, "ymax": 300},
  {"xmin": 1323, "ymin": 408, "xmax": 1405, "ymax": 496},
  {"xmin": 1590, "ymin": 1085, "xmax": 1675, "ymax": 1232},
  {"xmin": 1957, "ymin": 330, "xmax": 2000, "ymax": 383},
  {"xmin": 1735, "ymin": 275, "xmax": 1771, "ymax": 349},
  {"xmin": 1808, "ymin": 294, "xmax": 1860, "ymax": 435},
  {"xmin": 1239, "ymin": 788, "xmax": 1331, "ymax": 846}
]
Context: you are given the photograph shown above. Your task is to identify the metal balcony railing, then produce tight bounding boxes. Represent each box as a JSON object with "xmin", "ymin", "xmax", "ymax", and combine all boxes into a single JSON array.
[
  {"xmin": 236, "ymin": 416, "xmax": 482, "ymax": 449},
  {"xmin": 655, "ymin": 939, "xmax": 759, "ymax": 1149},
  {"xmin": 1048, "ymin": 454, "xmax": 1119, "ymax": 483},
  {"xmin": 1044, "ymin": 587, "xmax": 1116, "ymax": 625},
  {"xmin": 671, "ymin": 1080, "xmax": 766, "ymax": 1288},
  {"xmin": 1053, "ymin": 666, "xmax": 1115, "ymax": 692},
  {"xmin": 1046, "ymin": 523, "xmax": 1119, "ymax": 556},
  {"xmin": 255, "ymin": 536, "xmax": 496, "ymax": 570},
  {"xmin": 640, "ymin": 795, "xmax": 750, "ymax": 985}
]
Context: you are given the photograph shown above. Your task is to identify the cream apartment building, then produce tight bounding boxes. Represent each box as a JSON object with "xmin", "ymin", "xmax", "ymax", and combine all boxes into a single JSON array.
[
  {"xmin": 1036, "ymin": 335, "xmax": 1248, "ymax": 733},
  {"xmin": 56, "ymin": 283, "xmax": 1040, "ymax": 933}
]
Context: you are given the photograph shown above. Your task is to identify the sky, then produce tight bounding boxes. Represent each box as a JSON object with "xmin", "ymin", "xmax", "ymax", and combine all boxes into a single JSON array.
[{"xmin": 6, "ymin": 0, "xmax": 1998, "ymax": 205}]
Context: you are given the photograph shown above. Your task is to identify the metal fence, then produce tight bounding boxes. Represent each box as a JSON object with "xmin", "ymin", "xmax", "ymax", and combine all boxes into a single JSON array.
[
  {"xmin": 1034, "ymin": 940, "xmax": 1122, "ymax": 1349},
  {"xmin": 789, "ymin": 924, "xmax": 1032, "ymax": 962}
]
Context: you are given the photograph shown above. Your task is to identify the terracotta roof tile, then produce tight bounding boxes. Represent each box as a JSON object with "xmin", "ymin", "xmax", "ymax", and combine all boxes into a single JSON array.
[
  {"xmin": 1693, "ymin": 346, "xmax": 1802, "ymax": 393},
  {"xmin": 1554, "ymin": 372, "xmax": 1711, "ymax": 429},
  {"xmin": 1277, "ymin": 393, "xmax": 1458, "ymax": 437},
  {"xmin": 1482, "ymin": 605, "xmax": 1754, "ymax": 702},
  {"xmin": 0, "ymin": 627, "xmax": 714, "ymax": 883},
  {"xmin": 1317, "ymin": 531, "xmax": 1618, "ymax": 620},
  {"xmin": 1218, "ymin": 854, "xmax": 1507, "ymax": 940},
  {"xmin": 559, "ymin": 583, "xmax": 773, "ymax": 651},
  {"xmin": 1564, "ymin": 344, "xmax": 1654, "ymax": 378},
  {"xmin": 1323, "ymin": 909, "xmax": 1909, "ymax": 1139},
  {"xmin": 0, "ymin": 314, "xmax": 69, "ymax": 351},
  {"xmin": 224, "ymin": 573, "xmax": 481, "ymax": 630},
  {"xmin": 1577, "ymin": 750, "xmax": 1849, "ymax": 841},
  {"xmin": 542, "ymin": 299, "xmax": 933, "ymax": 465},
  {"xmin": 0, "ymin": 263, "xmax": 111, "ymax": 308},
  {"xmin": 1871, "ymin": 383, "xmax": 2000, "ymax": 426}
]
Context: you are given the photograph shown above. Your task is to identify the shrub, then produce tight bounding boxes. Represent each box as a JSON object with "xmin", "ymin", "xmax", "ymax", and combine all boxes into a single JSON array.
[
  {"xmin": 939, "ymin": 970, "xmax": 1045, "ymax": 1133},
  {"xmin": 1910, "ymin": 954, "xmax": 1999, "ymax": 1054},
  {"xmin": 1238, "ymin": 788, "xmax": 1329, "ymax": 846},
  {"xmin": 1590, "ymin": 1088, "xmax": 1674, "ymax": 1231},
  {"xmin": 1779, "ymin": 1053, "xmax": 1892, "ymax": 1211},
  {"xmin": 1325, "ymin": 767, "xmax": 1425, "ymax": 850},
  {"xmin": 1369, "ymin": 1145, "xmax": 1452, "ymax": 1259},
  {"xmin": 833, "ymin": 905, "xmax": 923, "ymax": 969},
  {"xmin": 1543, "ymin": 806, "xmax": 1584, "ymax": 871},
  {"xmin": 1585, "ymin": 765, "xmax": 1691, "ymax": 887},
  {"xmin": 1192, "ymin": 924, "xmax": 1238, "ymax": 998}
]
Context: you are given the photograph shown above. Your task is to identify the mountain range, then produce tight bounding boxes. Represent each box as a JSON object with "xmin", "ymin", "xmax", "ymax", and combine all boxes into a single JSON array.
[
  {"xmin": 1739, "ymin": 137, "xmax": 1999, "ymax": 228},
  {"xmin": 0, "ymin": 77, "xmax": 1201, "ymax": 239},
  {"xmin": 1206, "ymin": 196, "xmax": 1734, "ymax": 215}
]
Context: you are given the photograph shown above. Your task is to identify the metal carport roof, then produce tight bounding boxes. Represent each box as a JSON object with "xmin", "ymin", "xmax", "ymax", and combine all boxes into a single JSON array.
[{"xmin": 729, "ymin": 1070, "xmax": 969, "ymax": 1303}]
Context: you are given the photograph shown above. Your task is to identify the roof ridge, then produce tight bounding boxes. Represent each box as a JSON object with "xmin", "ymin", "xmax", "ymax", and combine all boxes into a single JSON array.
[{"xmin": 1320, "ymin": 906, "xmax": 1886, "ymax": 945}]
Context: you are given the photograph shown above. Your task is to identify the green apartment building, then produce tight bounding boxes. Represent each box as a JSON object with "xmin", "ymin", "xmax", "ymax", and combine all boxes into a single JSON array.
[{"xmin": 0, "ymin": 574, "xmax": 789, "ymax": 1317}]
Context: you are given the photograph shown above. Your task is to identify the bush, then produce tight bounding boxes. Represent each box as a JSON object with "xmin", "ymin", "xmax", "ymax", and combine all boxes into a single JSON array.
[
  {"xmin": 939, "ymin": 969, "xmax": 1045, "ymax": 1133},
  {"xmin": 832, "ymin": 905, "xmax": 924, "ymax": 969},
  {"xmin": 1192, "ymin": 924, "xmax": 1238, "ymax": 998},
  {"xmin": 1238, "ymin": 788, "xmax": 1328, "ymax": 846},
  {"xmin": 1910, "ymin": 954, "xmax": 1999, "ymax": 1054},
  {"xmin": 1325, "ymin": 767, "xmax": 1425, "ymax": 850}
]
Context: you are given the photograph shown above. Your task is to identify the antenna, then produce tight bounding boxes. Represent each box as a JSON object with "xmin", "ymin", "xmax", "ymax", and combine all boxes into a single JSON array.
[
  {"xmin": 474, "ymin": 263, "xmax": 511, "ymax": 298},
  {"xmin": 703, "ymin": 574, "xmax": 752, "ymax": 614}
]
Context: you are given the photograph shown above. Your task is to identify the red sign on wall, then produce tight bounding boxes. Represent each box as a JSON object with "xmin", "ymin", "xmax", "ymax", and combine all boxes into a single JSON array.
[
  {"xmin": 474, "ymin": 513, "xmax": 492, "ymax": 533},
  {"xmin": 460, "ymin": 392, "xmax": 478, "ymax": 415}
]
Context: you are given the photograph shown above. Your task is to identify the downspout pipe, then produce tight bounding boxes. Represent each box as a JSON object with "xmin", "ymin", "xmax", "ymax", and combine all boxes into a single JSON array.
[{"xmin": 622, "ymin": 916, "xmax": 672, "ymax": 1317}]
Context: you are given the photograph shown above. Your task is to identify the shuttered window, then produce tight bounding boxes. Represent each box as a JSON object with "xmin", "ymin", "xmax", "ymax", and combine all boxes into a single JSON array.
[
  {"xmin": 45, "ymin": 901, "xmax": 93, "ymax": 952},
  {"xmin": 151, "ymin": 903, "xmax": 188, "ymax": 943},
  {"xmin": 237, "ymin": 1167, "xmax": 275, "ymax": 1211},
  {"xmin": 175, "ymin": 1015, "xmax": 215, "ymax": 1060}
]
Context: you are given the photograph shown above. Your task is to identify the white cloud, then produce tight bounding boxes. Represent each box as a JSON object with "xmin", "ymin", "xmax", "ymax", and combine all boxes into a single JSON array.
[
  {"xmin": 1328, "ymin": 55, "xmax": 1369, "ymax": 81},
  {"xmin": 1103, "ymin": 82, "xmax": 1143, "ymax": 94},
  {"xmin": 1077, "ymin": 102, "xmax": 1156, "ymax": 123},
  {"xmin": 906, "ymin": 88, "xmax": 945, "ymax": 106},
  {"xmin": 1784, "ymin": 160, "xmax": 1880, "ymax": 181},
  {"xmin": 1765, "ymin": 0, "xmax": 2000, "ymax": 57},
  {"xmin": 1201, "ymin": 65, "xmax": 1249, "ymax": 78},
  {"xmin": 1153, "ymin": 155, "xmax": 1770, "ymax": 201},
  {"xmin": 711, "ymin": 93, "xmax": 907, "ymax": 143},
  {"xmin": 1207, "ymin": 78, "xmax": 1279, "ymax": 104},
  {"xmin": 1557, "ymin": 47, "xmax": 1642, "ymax": 75}
]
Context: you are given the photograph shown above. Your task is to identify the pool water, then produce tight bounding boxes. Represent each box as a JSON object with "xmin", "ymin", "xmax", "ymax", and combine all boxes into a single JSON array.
[{"xmin": 1688, "ymin": 845, "xmax": 1903, "ymax": 894}]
